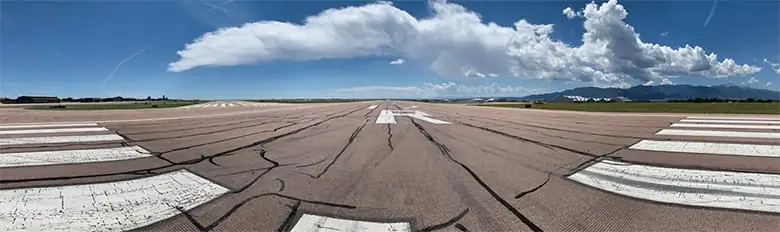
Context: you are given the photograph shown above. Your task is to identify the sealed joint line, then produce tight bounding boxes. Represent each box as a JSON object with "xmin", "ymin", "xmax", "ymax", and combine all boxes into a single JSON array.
[
  {"xmin": 0, "ymin": 170, "xmax": 230, "ymax": 232},
  {"xmin": 656, "ymin": 129, "xmax": 780, "ymax": 139},
  {"xmin": 670, "ymin": 123, "xmax": 780, "ymax": 130},
  {"xmin": 679, "ymin": 119, "xmax": 780, "ymax": 125},
  {"xmin": 629, "ymin": 140, "xmax": 780, "ymax": 158},
  {"xmin": 289, "ymin": 214, "xmax": 411, "ymax": 232},
  {"xmin": 0, "ymin": 123, "xmax": 98, "ymax": 130},
  {"xmin": 0, "ymin": 146, "xmax": 153, "ymax": 168},
  {"xmin": 0, "ymin": 134, "xmax": 125, "ymax": 146},
  {"xmin": 568, "ymin": 160, "xmax": 780, "ymax": 214},
  {"xmin": 0, "ymin": 127, "xmax": 109, "ymax": 135}
]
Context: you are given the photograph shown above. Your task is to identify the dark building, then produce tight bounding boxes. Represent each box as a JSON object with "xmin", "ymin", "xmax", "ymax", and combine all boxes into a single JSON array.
[{"xmin": 15, "ymin": 96, "xmax": 60, "ymax": 104}]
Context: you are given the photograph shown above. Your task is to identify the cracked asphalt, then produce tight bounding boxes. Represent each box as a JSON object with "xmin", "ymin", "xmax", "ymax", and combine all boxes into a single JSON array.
[{"xmin": 1, "ymin": 101, "xmax": 779, "ymax": 232}]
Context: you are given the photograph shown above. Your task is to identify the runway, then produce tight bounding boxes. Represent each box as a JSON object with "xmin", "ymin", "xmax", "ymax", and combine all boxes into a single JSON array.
[{"xmin": 1, "ymin": 101, "xmax": 779, "ymax": 232}]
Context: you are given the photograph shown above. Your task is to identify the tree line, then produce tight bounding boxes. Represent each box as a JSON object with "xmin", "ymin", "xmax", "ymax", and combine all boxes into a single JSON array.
[{"xmin": 667, "ymin": 98, "xmax": 777, "ymax": 103}]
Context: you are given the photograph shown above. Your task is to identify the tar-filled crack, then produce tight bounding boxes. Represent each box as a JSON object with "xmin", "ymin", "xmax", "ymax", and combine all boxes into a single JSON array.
[
  {"xmin": 455, "ymin": 223, "xmax": 469, "ymax": 232},
  {"xmin": 514, "ymin": 173, "xmax": 550, "ymax": 199},
  {"xmin": 203, "ymin": 193, "xmax": 355, "ymax": 231},
  {"xmin": 0, "ymin": 106, "xmax": 366, "ymax": 184},
  {"xmin": 120, "ymin": 115, "xmax": 272, "ymax": 136},
  {"xmin": 172, "ymin": 205, "xmax": 208, "ymax": 232},
  {"xmin": 386, "ymin": 124, "xmax": 394, "ymax": 151},
  {"xmin": 278, "ymin": 201, "xmax": 301, "ymax": 232},
  {"xmin": 416, "ymin": 209, "xmax": 469, "ymax": 232},
  {"xmin": 276, "ymin": 178, "xmax": 286, "ymax": 192},
  {"xmin": 409, "ymin": 119, "xmax": 544, "ymax": 232},
  {"xmin": 131, "ymin": 120, "xmax": 279, "ymax": 143},
  {"xmin": 295, "ymin": 118, "xmax": 369, "ymax": 178},
  {"xmin": 460, "ymin": 122, "xmax": 610, "ymax": 159},
  {"xmin": 156, "ymin": 122, "xmax": 297, "ymax": 155},
  {"xmin": 464, "ymin": 115, "xmax": 645, "ymax": 140}
]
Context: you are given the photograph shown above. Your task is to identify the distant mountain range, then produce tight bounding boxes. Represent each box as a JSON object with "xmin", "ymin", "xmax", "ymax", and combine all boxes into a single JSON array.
[{"xmin": 515, "ymin": 84, "xmax": 780, "ymax": 101}]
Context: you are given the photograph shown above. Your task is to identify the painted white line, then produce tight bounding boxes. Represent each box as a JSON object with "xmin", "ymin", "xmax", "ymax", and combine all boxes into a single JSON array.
[
  {"xmin": 290, "ymin": 214, "xmax": 411, "ymax": 232},
  {"xmin": 679, "ymin": 119, "xmax": 780, "ymax": 124},
  {"xmin": 0, "ymin": 127, "xmax": 109, "ymax": 135},
  {"xmin": 220, "ymin": 103, "xmax": 227, "ymax": 107},
  {"xmin": 0, "ymin": 134, "xmax": 125, "ymax": 146},
  {"xmin": 375, "ymin": 110, "xmax": 397, "ymax": 124},
  {"xmin": 629, "ymin": 140, "xmax": 780, "ymax": 157},
  {"xmin": 568, "ymin": 160, "xmax": 780, "ymax": 214},
  {"xmin": 227, "ymin": 103, "xmax": 236, "ymax": 107},
  {"xmin": 671, "ymin": 123, "xmax": 780, "ymax": 130},
  {"xmin": 656, "ymin": 129, "xmax": 780, "ymax": 139},
  {"xmin": 0, "ymin": 146, "xmax": 153, "ymax": 168},
  {"xmin": 686, "ymin": 116, "xmax": 780, "ymax": 121},
  {"xmin": 0, "ymin": 170, "xmax": 229, "ymax": 232},
  {"xmin": 409, "ymin": 114, "xmax": 451, "ymax": 124},
  {"xmin": 0, "ymin": 123, "xmax": 98, "ymax": 130},
  {"xmin": 367, "ymin": 105, "xmax": 378, "ymax": 110}
]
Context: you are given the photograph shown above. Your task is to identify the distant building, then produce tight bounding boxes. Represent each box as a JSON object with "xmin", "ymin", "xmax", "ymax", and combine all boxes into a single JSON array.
[
  {"xmin": 613, "ymin": 96, "xmax": 631, "ymax": 103},
  {"xmin": 15, "ymin": 96, "xmax": 60, "ymax": 104},
  {"xmin": 552, "ymin": 95, "xmax": 590, "ymax": 103}
]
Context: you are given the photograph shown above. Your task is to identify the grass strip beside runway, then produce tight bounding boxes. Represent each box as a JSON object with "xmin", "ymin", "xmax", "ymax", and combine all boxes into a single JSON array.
[
  {"xmin": 25, "ymin": 101, "xmax": 199, "ymax": 110},
  {"xmin": 477, "ymin": 102, "xmax": 780, "ymax": 114}
]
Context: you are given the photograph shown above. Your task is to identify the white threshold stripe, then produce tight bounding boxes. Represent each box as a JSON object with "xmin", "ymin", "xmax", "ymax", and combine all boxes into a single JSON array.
[
  {"xmin": 686, "ymin": 116, "xmax": 780, "ymax": 121},
  {"xmin": 0, "ymin": 170, "xmax": 229, "ymax": 232},
  {"xmin": 679, "ymin": 119, "xmax": 780, "ymax": 124},
  {"xmin": 375, "ymin": 110, "xmax": 397, "ymax": 124},
  {"xmin": 409, "ymin": 114, "xmax": 451, "ymax": 124},
  {"xmin": 0, "ymin": 134, "xmax": 125, "ymax": 146},
  {"xmin": 568, "ymin": 160, "xmax": 780, "ymax": 214},
  {"xmin": 629, "ymin": 140, "xmax": 780, "ymax": 158},
  {"xmin": 0, "ymin": 123, "xmax": 98, "ymax": 130},
  {"xmin": 0, "ymin": 146, "xmax": 152, "ymax": 168},
  {"xmin": 290, "ymin": 214, "xmax": 411, "ymax": 232},
  {"xmin": 656, "ymin": 129, "xmax": 780, "ymax": 139},
  {"xmin": 0, "ymin": 127, "xmax": 109, "ymax": 135},
  {"xmin": 670, "ymin": 123, "xmax": 780, "ymax": 130},
  {"xmin": 367, "ymin": 105, "xmax": 378, "ymax": 109}
]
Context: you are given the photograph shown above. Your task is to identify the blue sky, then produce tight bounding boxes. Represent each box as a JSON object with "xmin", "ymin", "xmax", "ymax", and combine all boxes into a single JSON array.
[{"xmin": 1, "ymin": 0, "xmax": 778, "ymax": 99}]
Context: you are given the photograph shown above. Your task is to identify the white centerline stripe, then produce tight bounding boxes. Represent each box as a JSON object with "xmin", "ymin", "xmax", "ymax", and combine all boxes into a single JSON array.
[
  {"xmin": 0, "ymin": 127, "xmax": 109, "ymax": 135},
  {"xmin": 0, "ymin": 134, "xmax": 125, "ymax": 146},
  {"xmin": 568, "ymin": 160, "xmax": 780, "ymax": 214},
  {"xmin": 679, "ymin": 119, "xmax": 780, "ymax": 124},
  {"xmin": 0, "ymin": 146, "xmax": 153, "ymax": 168},
  {"xmin": 291, "ymin": 214, "xmax": 411, "ymax": 232},
  {"xmin": 629, "ymin": 140, "xmax": 780, "ymax": 157},
  {"xmin": 0, "ymin": 170, "xmax": 230, "ymax": 232},
  {"xmin": 0, "ymin": 123, "xmax": 98, "ymax": 130},
  {"xmin": 686, "ymin": 116, "xmax": 780, "ymax": 121},
  {"xmin": 375, "ymin": 110, "xmax": 397, "ymax": 124},
  {"xmin": 670, "ymin": 123, "xmax": 780, "ymax": 130},
  {"xmin": 368, "ymin": 105, "xmax": 378, "ymax": 109},
  {"xmin": 656, "ymin": 129, "xmax": 780, "ymax": 139}
]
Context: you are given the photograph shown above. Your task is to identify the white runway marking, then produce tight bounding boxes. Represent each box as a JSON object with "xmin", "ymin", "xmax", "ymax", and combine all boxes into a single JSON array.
[
  {"xmin": 220, "ymin": 103, "xmax": 227, "ymax": 107},
  {"xmin": 656, "ymin": 129, "xmax": 780, "ymax": 139},
  {"xmin": 568, "ymin": 160, "xmax": 780, "ymax": 214},
  {"xmin": 367, "ymin": 105, "xmax": 378, "ymax": 109},
  {"xmin": 686, "ymin": 116, "xmax": 780, "ymax": 121},
  {"xmin": 375, "ymin": 110, "xmax": 397, "ymax": 124},
  {"xmin": 290, "ymin": 214, "xmax": 411, "ymax": 232},
  {"xmin": 0, "ymin": 134, "xmax": 125, "ymax": 146},
  {"xmin": 0, "ymin": 170, "xmax": 230, "ymax": 232},
  {"xmin": 0, "ymin": 127, "xmax": 109, "ymax": 135},
  {"xmin": 0, "ymin": 146, "xmax": 152, "ymax": 168},
  {"xmin": 679, "ymin": 119, "xmax": 780, "ymax": 124},
  {"xmin": 629, "ymin": 140, "xmax": 780, "ymax": 158},
  {"xmin": 0, "ymin": 123, "xmax": 98, "ymax": 130},
  {"xmin": 670, "ymin": 123, "xmax": 780, "ymax": 130},
  {"xmin": 408, "ymin": 113, "xmax": 451, "ymax": 124}
]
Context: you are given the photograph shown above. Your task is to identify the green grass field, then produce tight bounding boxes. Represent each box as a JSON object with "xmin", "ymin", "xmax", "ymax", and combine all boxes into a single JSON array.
[
  {"xmin": 25, "ymin": 101, "xmax": 200, "ymax": 110},
  {"xmin": 476, "ymin": 102, "xmax": 780, "ymax": 114},
  {"xmin": 248, "ymin": 99, "xmax": 369, "ymax": 104}
]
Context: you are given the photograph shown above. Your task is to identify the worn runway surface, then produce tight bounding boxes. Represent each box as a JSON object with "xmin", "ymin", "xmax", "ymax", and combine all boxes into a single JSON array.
[{"xmin": 1, "ymin": 101, "xmax": 779, "ymax": 232}]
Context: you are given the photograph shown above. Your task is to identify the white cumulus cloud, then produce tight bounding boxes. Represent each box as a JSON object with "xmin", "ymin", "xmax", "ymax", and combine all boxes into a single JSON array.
[
  {"xmin": 390, "ymin": 58, "xmax": 405, "ymax": 64},
  {"xmin": 331, "ymin": 82, "xmax": 537, "ymax": 98},
  {"xmin": 169, "ymin": 0, "xmax": 760, "ymax": 87},
  {"xmin": 744, "ymin": 77, "xmax": 759, "ymax": 85},
  {"xmin": 767, "ymin": 82, "xmax": 773, "ymax": 87},
  {"xmin": 763, "ymin": 58, "xmax": 780, "ymax": 75}
]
